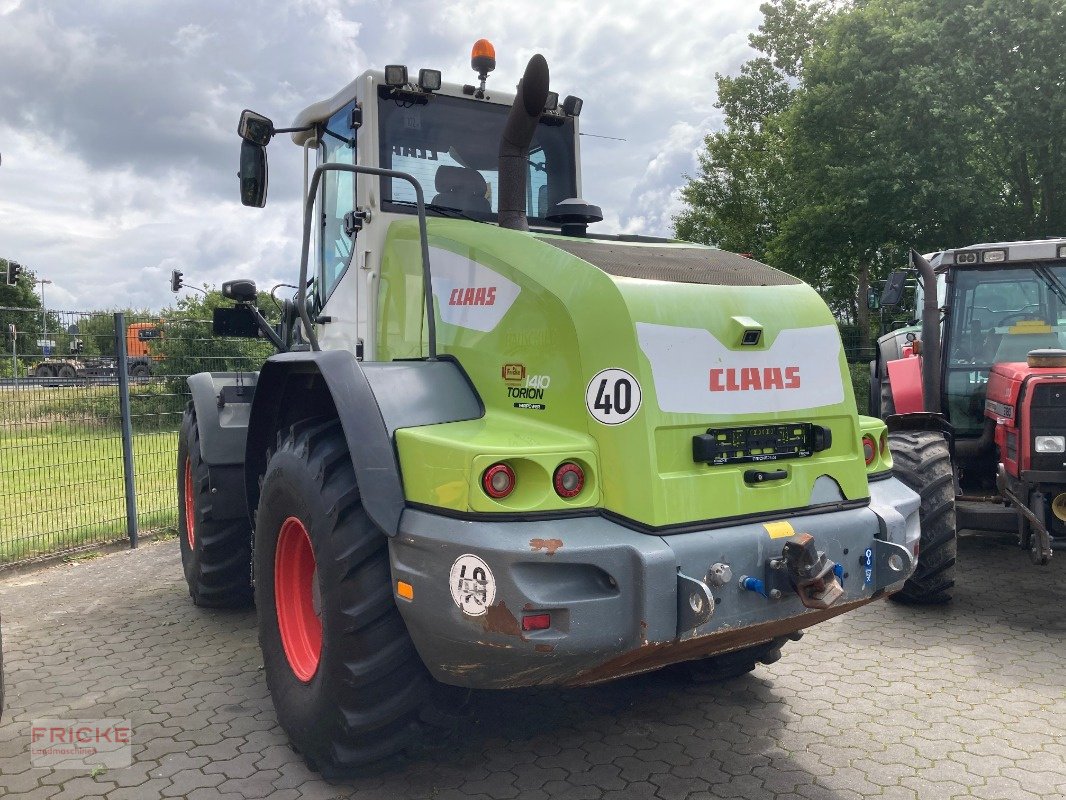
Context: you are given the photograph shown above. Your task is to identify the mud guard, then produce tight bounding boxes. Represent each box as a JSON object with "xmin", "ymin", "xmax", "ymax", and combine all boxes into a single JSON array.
[
  {"xmin": 187, "ymin": 372, "xmax": 259, "ymax": 465},
  {"xmin": 885, "ymin": 356, "xmax": 924, "ymax": 414},
  {"xmin": 244, "ymin": 351, "xmax": 483, "ymax": 536}
]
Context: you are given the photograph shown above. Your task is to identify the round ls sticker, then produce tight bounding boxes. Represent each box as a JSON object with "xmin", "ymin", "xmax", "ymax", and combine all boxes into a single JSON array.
[
  {"xmin": 449, "ymin": 554, "xmax": 496, "ymax": 616},
  {"xmin": 586, "ymin": 368, "xmax": 642, "ymax": 425}
]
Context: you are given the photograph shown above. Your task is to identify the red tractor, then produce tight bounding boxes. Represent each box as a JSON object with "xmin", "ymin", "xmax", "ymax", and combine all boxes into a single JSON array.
[{"xmin": 873, "ymin": 239, "xmax": 1066, "ymax": 597}]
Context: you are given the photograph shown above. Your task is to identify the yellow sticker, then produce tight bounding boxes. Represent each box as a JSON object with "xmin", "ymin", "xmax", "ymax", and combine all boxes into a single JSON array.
[
  {"xmin": 1007, "ymin": 320, "xmax": 1053, "ymax": 334},
  {"xmin": 763, "ymin": 521, "xmax": 795, "ymax": 539}
]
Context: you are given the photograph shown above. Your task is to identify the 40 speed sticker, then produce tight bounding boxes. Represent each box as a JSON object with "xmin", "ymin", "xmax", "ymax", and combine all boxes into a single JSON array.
[
  {"xmin": 449, "ymin": 554, "xmax": 496, "ymax": 616},
  {"xmin": 586, "ymin": 368, "xmax": 642, "ymax": 425}
]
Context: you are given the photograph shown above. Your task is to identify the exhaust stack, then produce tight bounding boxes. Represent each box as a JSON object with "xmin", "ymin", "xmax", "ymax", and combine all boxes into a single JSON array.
[{"xmin": 498, "ymin": 54, "xmax": 549, "ymax": 231}]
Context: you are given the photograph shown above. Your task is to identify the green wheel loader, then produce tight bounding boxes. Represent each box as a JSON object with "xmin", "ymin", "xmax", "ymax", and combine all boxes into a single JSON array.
[{"xmin": 177, "ymin": 42, "xmax": 923, "ymax": 773}]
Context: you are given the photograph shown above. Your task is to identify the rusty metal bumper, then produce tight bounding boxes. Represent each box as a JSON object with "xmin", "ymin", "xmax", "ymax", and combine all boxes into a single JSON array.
[{"xmin": 388, "ymin": 477, "xmax": 920, "ymax": 689}]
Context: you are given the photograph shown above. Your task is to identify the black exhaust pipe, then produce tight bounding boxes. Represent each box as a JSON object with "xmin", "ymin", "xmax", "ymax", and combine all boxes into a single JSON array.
[
  {"xmin": 911, "ymin": 249, "xmax": 942, "ymax": 414},
  {"xmin": 498, "ymin": 54, "xmax": 549, "ymax": 231}
]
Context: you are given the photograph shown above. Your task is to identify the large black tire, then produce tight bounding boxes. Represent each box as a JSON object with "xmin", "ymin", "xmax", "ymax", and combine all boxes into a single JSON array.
[
  {"xmin": 34, "ymin": 364, "xmax": 55, "ymax": 378},
  {"xmin": 130, "ymin": 362, "xmax": 151, "ymax": 381},
  {"xmin": 255, "ymin": 418, "xmax": 446, "ymax": 774},
  {"xmin": 57, "ymin": 364, "xmax": 77, "ymax": 379},
  {"xmin": 887, "ymin": 430, "xmax": 957, "ymax": 604},
  {"xmin": 177, "ymin": 407, "xmax": 253, "ymax": 607}
]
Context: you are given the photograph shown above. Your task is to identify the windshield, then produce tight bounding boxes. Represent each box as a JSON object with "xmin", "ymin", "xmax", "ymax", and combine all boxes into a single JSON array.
[
  {"xmin": 946, "ymin": 263, "xmax": 1066, "ymax": 434},
  {"xmin": 377, "ymin": 91, "xmax": 577, "ymax": 223}
]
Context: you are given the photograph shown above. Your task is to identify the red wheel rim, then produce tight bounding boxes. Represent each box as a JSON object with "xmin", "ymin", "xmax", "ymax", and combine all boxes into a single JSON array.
[
  {"xmin": 183, "ymin": 457, "xmax": 195, "ymax": 549},
  {"xmin": 274, "ymin": 517, "xmax": 322, "ymax": 682}
]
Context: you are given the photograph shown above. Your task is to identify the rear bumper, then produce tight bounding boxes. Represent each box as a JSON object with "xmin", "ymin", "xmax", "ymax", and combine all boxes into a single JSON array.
[{"xmin": 389, "ymin": 477, "xmax": 920, "ymax": 689}]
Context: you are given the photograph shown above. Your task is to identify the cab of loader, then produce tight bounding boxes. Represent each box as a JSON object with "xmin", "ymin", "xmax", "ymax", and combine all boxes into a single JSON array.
[{"xmin": 234, "ymin": 41, "xmax": 595, "ymax": 361}]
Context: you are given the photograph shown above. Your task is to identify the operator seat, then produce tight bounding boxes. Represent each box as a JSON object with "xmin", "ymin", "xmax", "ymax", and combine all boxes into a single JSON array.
[{"xmin": 432, "ymin": 165, "xmax": 491, "ymax": 214}]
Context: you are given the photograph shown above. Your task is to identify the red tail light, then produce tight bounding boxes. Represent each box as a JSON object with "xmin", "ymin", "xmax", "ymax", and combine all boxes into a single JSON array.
[
  {"xmin": 482, "ymin": 463, "xmax": 516, "ymax": 499},
  {"xmin": 553, "ymin": 462, "xmax": 585, "ymax": 498},
  {"xmin": 521, "ymin": 613, "xmax": 551, "ymax": 631},
  {"xmin": 862, "ymin": 435, "xmax": 877, "ymax": 466}
]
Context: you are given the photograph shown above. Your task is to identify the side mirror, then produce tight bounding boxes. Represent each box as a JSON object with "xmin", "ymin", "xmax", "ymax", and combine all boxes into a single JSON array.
[
  {"xmin": 238, "ymin": 110, "xmax": 274, "ymax": 146},
  {"xmin": 880, "ymin": 270, "xmax": 908, "ymax": 308},
  {"xmin": 239, "ymin": 140, "xmax": 268, "ymax": 208},
  {"xmin": 867, "ymin": 286, "xmax": 881, "ymax": 311},
  {"xmin": 222, "ymin": 278, "xmax": 258, "ymax": 304}
]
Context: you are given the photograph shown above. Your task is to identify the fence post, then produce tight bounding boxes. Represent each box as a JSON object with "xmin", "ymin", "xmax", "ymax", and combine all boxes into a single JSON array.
[{"xmin": 114, "ymin": 312, "xmax": 139, "ymax": 548}]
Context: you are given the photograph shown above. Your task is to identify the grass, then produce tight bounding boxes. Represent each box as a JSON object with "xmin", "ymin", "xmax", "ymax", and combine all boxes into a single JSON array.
[{"xmin": 1, "ymin": 384, "xmax": 184, "ymax": 563}]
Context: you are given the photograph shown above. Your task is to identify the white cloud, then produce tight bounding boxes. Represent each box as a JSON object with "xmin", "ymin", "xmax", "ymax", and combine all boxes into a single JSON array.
[{"xmin": 0, "ymin": 0, "xmax": 765, "ymax": 310}]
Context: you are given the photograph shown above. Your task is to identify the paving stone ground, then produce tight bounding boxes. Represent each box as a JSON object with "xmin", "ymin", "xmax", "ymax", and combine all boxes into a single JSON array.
[{"xmin": 0, "ymin": 532, "xmax": 1063, "ymax": 799}]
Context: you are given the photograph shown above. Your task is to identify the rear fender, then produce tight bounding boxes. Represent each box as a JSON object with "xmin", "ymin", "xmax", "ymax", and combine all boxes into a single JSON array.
[
  {"xmin": 244, "ymin": 351, "xmax": 483, "ymax": 536},
  {"xmin": 885, "ymin": 355, "xmax": 924, "ymax": 414}
]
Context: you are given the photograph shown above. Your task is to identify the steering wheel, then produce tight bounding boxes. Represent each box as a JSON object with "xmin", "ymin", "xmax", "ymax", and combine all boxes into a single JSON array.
[{"xmin": 998, "ymin": 306, "xmax": 1041, "ymax": 327}]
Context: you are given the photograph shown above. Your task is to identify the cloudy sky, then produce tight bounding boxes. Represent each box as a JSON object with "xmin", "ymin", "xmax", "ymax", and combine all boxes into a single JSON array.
[{"xmin": 0, "ymin": 0, "xmax": 764, "ymax": 311}]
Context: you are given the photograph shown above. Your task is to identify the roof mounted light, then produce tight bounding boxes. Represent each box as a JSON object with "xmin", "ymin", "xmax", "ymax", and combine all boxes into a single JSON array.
[
  {"xmin": 562, "ymin": 95, "xmax": 583, "ymax": 117},
  {"xmin": 471, "ymin": 39, "xmax": 496, "ymax": 76},
  {"xmin": 982, "ymin": 249, "xmax": 1007, "ymax": 263},
  {"xmin": 544, "ymin": 91, "xmax": 559, "ymax": 112},
  {"xmin": 418, "ymin": 68, "xmax": 441, "ymax": 92},
  {"xmin": 1059, "ymin": 244, "xmax": 1066, "ymax": 258},
  {"xmin": 384, "ymin": 64, "xmax": 408, "ymax": 87},
  {"xmin": 956, "ymin": 251, "xmax": 978, "ymax": 265}
]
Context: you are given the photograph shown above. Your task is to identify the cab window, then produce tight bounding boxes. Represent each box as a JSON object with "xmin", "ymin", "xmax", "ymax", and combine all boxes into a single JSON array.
[{"xmin": 319, "ymin": 101, "xmax": 357, "ymax": 304}]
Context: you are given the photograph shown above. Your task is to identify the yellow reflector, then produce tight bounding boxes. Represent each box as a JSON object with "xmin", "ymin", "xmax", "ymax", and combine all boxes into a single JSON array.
[
  {"xmin": 397, "ymin": 581, "xmax": 414, "ymax": 600},
  {"xmin": 764, "ymin": 521, "xmax": 795, "ymax": 539}
]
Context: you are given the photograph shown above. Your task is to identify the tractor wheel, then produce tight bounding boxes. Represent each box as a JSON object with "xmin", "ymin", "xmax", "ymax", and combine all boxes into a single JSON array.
[
  {"xmin": 255, "ymin": 418, "xmax": 448, "ymax": 774},
  {"xmin": 177, "ymin": 407, "xmax": 253, "ymax": 607},
  {"xmin": 685, "ymin": 635, "xmax": 795, "ymax": 683},
  {"xmin": 57, "ymin": 364, "xmax": 77, "ymax": 379},
  {"xmin": 130, "ymin": 362, "xmax": 151, "ymax": 381},
  {"xmin": 887, "ymin": 430, "xmax": 957, "ymax": 604}
]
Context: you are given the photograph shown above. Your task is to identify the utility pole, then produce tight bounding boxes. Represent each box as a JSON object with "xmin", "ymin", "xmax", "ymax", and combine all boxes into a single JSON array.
[{"xmin": 36, "ymin": 277, "xmax": 52, "ymax": 355}]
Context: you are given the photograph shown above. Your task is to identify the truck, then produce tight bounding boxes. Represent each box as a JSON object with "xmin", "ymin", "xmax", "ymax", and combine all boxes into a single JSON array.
[
  {"xmin": 873, "ymin": 240, "xmax": 1066, "ymax": 581},
  {"xmin": 32, "ymin": 321, "xmax": 157, "ymax": 381},
  {"xmin": 176, "ymin": 42, "xmax": 923, "ymax": 774}
]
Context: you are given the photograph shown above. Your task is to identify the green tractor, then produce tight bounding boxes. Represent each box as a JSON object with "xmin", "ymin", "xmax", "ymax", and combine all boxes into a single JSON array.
[
  {"xmin": 178, "ymin": 42, "xmax": 922, "ymax": 773},
  {"xmin": 872, "ymin": 240, "xmax": 1066, "ymax": 588}
]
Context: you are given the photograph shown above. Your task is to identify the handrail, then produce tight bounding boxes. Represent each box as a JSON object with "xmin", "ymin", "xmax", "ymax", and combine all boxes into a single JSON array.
[{"xmin": 297, "ymin": 164, "xmax": 436, "ymax": 359}]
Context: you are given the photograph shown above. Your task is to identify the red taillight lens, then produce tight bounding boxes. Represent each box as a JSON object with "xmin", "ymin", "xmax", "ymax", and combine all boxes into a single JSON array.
[
  {"xmin": 880, "ymin": 431, "xmax": 889, "ymax": 456},
  {"xmin": 521, "ymin": 613, "xmax": 551, "ymax": 632},
  {"xmin": 862, "ymin": 435, "xmax": 877, "ymax": 466},
  {"xmin": 553, "ymin": 462, "xmax": 585, "ymax": 498},
  {"xmin": 482, "ymin": 463, "xmax": 516, "ymax": 499}
]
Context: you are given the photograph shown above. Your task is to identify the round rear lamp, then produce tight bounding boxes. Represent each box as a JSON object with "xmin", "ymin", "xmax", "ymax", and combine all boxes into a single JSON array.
[
  {"xmin": 482, "ymin": 463, "xmax": 515, "ymax": 499},
  {"xmin": 553, "ymin": 462, "xmax": 585, "ymax": 499},
  {"xmin": 862, "ymin": 435, "xmax": 877, "ymax": 466}
]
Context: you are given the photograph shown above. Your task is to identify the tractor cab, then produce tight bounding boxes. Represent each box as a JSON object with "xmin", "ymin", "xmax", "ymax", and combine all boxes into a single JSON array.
[{"xmin": 874, "ymin": 238, "xmax": 1066, "ymax": 564}]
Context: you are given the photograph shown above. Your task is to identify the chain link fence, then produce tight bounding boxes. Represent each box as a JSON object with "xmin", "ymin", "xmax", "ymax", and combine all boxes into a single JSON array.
[{"xmin": 0, "ymin": 307, "xmax": 270, "ymax": 566}]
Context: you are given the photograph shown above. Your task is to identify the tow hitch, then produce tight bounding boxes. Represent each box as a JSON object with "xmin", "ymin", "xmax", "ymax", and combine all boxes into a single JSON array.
[
  {"xmin": 739, "ymin": 533, "xmax": 844, "ymax": 609},
  {"xmin": 780, "ymin": 534, "xmax": 845, "ymax": 609}
]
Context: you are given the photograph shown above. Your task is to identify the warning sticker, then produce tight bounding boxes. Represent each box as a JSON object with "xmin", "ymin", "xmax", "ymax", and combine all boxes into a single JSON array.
[
  {"xmin": 763, "ymin": 521, "xmax": 796, "ymax": 539},
  {"xmin": 449, "ymin": 554, "xmax": 496, "ymax": 616}
]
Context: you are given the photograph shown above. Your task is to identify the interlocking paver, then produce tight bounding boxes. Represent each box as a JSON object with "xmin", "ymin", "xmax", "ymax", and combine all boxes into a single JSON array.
[{"xmin": 0, "ymin": 534, "xmax": 1063, "ymax": 799}]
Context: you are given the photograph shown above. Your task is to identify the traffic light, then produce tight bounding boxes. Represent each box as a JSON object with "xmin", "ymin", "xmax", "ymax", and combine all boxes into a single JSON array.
[
  {"xmin": 5, "ymin": 261, "xmax": 22, "ymax": 285},
  {"xmin": 170, "ymin": 269, "xmax": 183, "ymax": 293}
]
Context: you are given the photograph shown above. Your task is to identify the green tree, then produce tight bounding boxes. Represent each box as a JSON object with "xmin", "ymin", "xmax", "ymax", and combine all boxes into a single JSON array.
[{"xmin": 152, "ymin": 289, "xmax": 279, "ymax": 393}]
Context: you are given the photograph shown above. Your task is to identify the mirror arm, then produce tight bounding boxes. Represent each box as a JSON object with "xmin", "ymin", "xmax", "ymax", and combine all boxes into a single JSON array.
[
  {"xmin": 237, "ymin": 303, "xmax": 286, "ymax": 351},
  {"xmin": 271, "ymin": 124, "xmax": 314, "ymax": 136}
]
